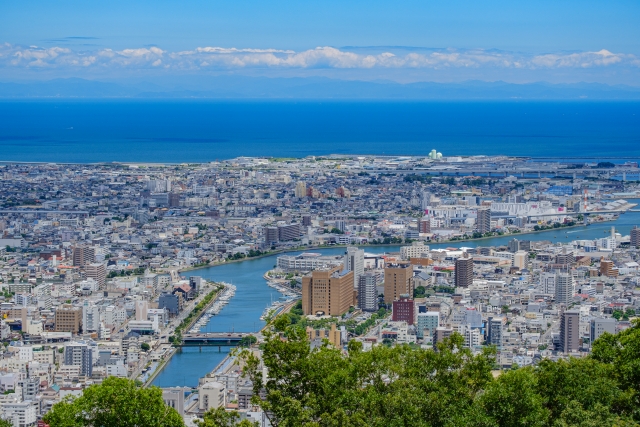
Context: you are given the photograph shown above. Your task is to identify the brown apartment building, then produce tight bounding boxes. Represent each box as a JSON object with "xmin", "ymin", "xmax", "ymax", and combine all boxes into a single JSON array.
[
  {"xmin": 54, "ymin": 304, "xmax": 82, "ymax": 334},
  {"xmin": 302, "ymin": 266, "xmax": 355, "ymax": 316},
  {"xmin": 384, "ymin": 263, "xmax": 414, "ymax": 304}
]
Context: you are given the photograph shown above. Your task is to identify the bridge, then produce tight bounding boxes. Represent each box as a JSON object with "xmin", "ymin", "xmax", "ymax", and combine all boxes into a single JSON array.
[{"xmin": 180, "ymin": 332, "xmax": 247, "ymax": 347}]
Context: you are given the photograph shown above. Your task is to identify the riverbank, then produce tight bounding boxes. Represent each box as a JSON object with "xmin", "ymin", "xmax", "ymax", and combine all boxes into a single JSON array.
[{"xmin": 178, "ymin": 217, "xmax": 621, "ymax": 276}]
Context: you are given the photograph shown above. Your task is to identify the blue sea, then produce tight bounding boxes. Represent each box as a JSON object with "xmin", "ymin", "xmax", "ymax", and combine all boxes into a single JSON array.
[{"xmin": 0, "ymin": 100, "xmax": 639, "ymax": 163}]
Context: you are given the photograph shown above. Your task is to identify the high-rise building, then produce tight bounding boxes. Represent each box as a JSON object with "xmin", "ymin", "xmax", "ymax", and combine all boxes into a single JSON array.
[
  {"xmin": 64, "ymin": 341, "xmax": 93, "ymax": 376},
  {"xmin": 302, "ymin": 266, "xmax": 354, "ymax": 316},
  {"xmin": 384, "ymin": 263, "xmax": 414, "ymax": 304},
  {"xmin": 302, "ymin": 214, "xmax": 312, "ymax": 226},
  {"xmin": 344, "ymin": 246, "xmax": 364, "ymax": 289},
  {"xmin": 82, "ymin": 301, "xmax": 100, "ymax": 333},
  {"xmin": 513, "ymin": 250, "xmax": 528, "ymax": 270},
  {"xmin": 417, "ymin": 312, "xmax": 439, "ymax": 339},
  {"xmin": 85, "ymin": 263, "xmax": 106, "ymax": 289},
  {"xmin": 72, "ymin": 245, "xmax": 95, "ymax": 267},
  {"xmin": 264, "ymin": 226, "xmax": 279, "ymax": 245},
  {"xmin": 560, "ymin": 310, "xmax": 580, "ymax": 353},
  {"xmin": 631, "ymin": 226, "xmax": 640, "ymax": 248},
  {"xmin": 454, "ymin": 252, "xmax": 473, "ymax": 288},
  {"xmin": 295, "ymin": 181, "xmax": 307, "ymax": 198},
  {"xmin": 488, "ymin": 317, "xmax": 505, "ymax": 349},
  {"xmin": 600, "ymin": 258, "xmax": 615, "ymax": 277},
  {"xmin": 541, "ymin": 272, "xmax": 556, "ymax": 295},
  {"xmin": 476, "ymin": 208, "xmax": 491, "ymax": 234},
  {"xmin": 417, "ymin": 216, "xmax": 431, "ymax": 233},
  {"xmin": 590, "ymin": 317, "xmax": 616, "ymax": 342},
  {"xmin": 55, "ymin": 304, "xmax": 81, "ymax": 333},
  {"xmin": 358, "ymin": 273, "xmax": 378, "ymax": 312},
  {"xmin": 392, "ymin": 294, "xmax": 415, "ymax": 325},
  {"xmin": 555, "ymin": 272, "xmax": 574, "ymax": 304}
]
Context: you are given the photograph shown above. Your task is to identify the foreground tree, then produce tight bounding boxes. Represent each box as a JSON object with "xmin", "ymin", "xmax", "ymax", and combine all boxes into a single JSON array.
[{"xmin": 43, "ymin": 377, "xmax": 184, "ymax": 427}]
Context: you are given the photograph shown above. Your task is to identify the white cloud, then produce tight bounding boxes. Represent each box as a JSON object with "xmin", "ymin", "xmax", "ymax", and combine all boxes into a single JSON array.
[{"xmin": 0, "ymin": 44, "xmax": 638, "ymax": 71}]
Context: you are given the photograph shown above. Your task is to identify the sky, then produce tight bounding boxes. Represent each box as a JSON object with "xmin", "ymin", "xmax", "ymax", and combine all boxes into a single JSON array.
[{"xmin": 1, "ymin": 0, "xmax": 639, "ymax": 85}]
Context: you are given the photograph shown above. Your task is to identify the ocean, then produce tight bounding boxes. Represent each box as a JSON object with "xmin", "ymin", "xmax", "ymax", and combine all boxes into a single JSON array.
[{"xmin": 0, "ymin": 100, "xmax": 639, "ymax": 163}]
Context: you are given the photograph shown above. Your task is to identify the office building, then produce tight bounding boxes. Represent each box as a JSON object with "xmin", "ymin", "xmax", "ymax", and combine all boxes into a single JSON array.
[
  {"xmin": 55, "ymin": 304, "xmax": 81, "ymax": 333},
  {"xmin": 513, "ymin": 250, "xmax": 528, "ymax": 270},
  {"xmin": 454, "ymin": 252, "xmax": 473, "ymax": 288},
  {"xmin": 163, "ymin": 388, "xmax": 186, "ymax": 416},
  {"xmin": 85, "ymin": 262, "xmax": 106, "ymax": 289},
  {"xmin": 306, "ymin": 323, "xmax": 342, "ymax": 348},
  {"xmin": 476, "ymin": 208, "xmax": 491, "ymax": 234},
  {"xmin": 72, "ymin": 245, "xmax": 95, "ymax": 267},
  {"xmin": 631, "ymin": 226, "xmax": 640, "ymax": 248},
  {"xmin": 392, "ymin": 294, "xmax": 415, "ymax": 325},
  {"xmin": 159, "ymin": 292, "xmax": 182, "ymax": 315},
  {"xmin": 168, "ymin": 192, "xmax": 181, "ymax": 207},
  {"xmin": 555, "ymin": 273, "xmax": 574, "ymax": 304},
  {"xmin": 64, "ymin": 341, "xmax": 93, "ymax": 376},
  {"xmin": 358, "ymin": 272, "xmax": 378, "ymax": 312},
  {"xmin": 384, "ymin": 263, "xmax": 414, "ymax": 304},
  {"xmin": 417, "ymin": 312, "xmax": 439, "ymax": 339},
  {"xmin": 590, "ymin": 318, "xmax": 616, "ymax": 342},
  {"xmin": 344, "ymin": 246, "xmax": 364, "ymax": 289},
  {"xmin": 302, "ymin": 214, "xmax": 312, "ymax": 226},
  {"xmin": 560, "ymin": 310, "xmax": 580, "ymax": 353},
  {"xmin": 433, "ymin": 327, "xmax": 454, "ymax": 349},
  {"xmin": 302, "ymin": 265, "xmax": 354, "ymax": 316}
]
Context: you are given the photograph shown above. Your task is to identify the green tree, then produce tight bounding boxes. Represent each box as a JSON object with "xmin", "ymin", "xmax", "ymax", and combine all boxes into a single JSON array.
[
  {"xmin": 0, "ymin": 418, "xmax": 11, "ymax": 427},
  {"xmin": 43, "ymin": 377, "xmax": 184, "ymax": 427},
  {"xmin": 196, "ymin": 407, "xmax": 257, "ymax": 427},
  {"xmin": 140, "ymin": 342, "xmax": 151, "ymax": 351},
  {"xmin": 478, "ymin": 367, "xmax": 549, "ymax": 427}
]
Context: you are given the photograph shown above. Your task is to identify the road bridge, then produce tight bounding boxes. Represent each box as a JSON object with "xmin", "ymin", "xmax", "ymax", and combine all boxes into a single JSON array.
[{"xmin": 180, "ymin": 332, "xmax": 246, "ymax": 347}]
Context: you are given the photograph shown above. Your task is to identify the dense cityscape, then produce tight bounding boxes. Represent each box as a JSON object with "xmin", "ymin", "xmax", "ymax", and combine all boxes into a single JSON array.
[{"xmin": 0, "ymin": 155, "xmax": 638, "ymax": 425}]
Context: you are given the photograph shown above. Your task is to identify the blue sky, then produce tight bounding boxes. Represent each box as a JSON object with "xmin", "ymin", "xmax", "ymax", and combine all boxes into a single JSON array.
[{"xmin": 1, "ymin": 0, "xmax": 639, "ymax": 84}]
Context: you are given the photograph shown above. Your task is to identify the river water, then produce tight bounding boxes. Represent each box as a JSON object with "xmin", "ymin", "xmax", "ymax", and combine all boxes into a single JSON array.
[{"xmin": 152, "ymin": 208, "xmax": 640, "ymax": 387}]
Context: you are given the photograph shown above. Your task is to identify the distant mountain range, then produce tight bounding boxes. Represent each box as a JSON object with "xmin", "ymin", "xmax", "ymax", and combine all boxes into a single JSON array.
[{"xmin": 1, "ymin": 77, "xmax": 640, "ymax": 99}]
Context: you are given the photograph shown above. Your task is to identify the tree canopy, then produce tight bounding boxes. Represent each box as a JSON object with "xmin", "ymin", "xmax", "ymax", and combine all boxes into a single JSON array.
[
  {"xmin": 236, "ymin": 316, "xmax": 640, "ymax": 427},
  {"xmin": 43, "ymin": 377, "xmax": 184, "ymax": 427}
]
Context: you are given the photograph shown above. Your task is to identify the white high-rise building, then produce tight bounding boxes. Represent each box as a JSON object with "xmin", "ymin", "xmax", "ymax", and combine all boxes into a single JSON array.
[
  {"xmin": 82, "ymin": 301, "xmax": 101, "ymax": 333},
  {"xmin": 344, "ymin": 247, "xmax": 364, "ymax": 289},
  {"xmin": 541, "ymin": 272, "xmax": 556, "ymax": 295},
  {"xmin": 555, "ymin": 273, "xmax": 575, "ymax": 304}
]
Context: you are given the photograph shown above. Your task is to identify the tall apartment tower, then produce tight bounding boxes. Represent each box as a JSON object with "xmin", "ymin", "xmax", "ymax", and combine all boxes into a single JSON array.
[
  {"xmin": 487, "ymin": 317, "xmax": 505, "ymax": 349},
  {"xmin": 555, "ymin": 272, "xmax": 574, "ymax": 304},
  {"xmin": 295, "ymin": 181, "xmax": 307, "ymax": 198},
  {"xmin": 417, "ymin": 216, "xmax": 431, "ymax": 233},
  {"xmin": 631, "ymin": 226, "xmax": 640, "ymax": 248},
  {"xmin": 302, "ymin": 214, "xmax": 312, "ymax": 227},
  {"xmin": 384, "ymin": 263, "xmax": 414, "ymax": 304},
  {"xmin": 72, "ymin": 245, "xmax": 96, "ymax": 267},
  {"xmin": 560, "ymin": 310, "xmax": 580, "ymax": 353},
  {"xmin": 344, "ymin": 247, "xmax": 364, "ymax": 289},
  {"xmin": 541, "ymin": 272, "xmax": 556, "ymax": 295},
  {"xmin": 85, "ymin": 263, "xmax": 106, "ymax": 289},
  {"xmin": 64, "ymin": 342, "xmax": 93, "ymax": 376},
  {"xmin": 454, "ymin": 252, "xmax": 474, "ymax": 288},
  {"xmin": 302, "ymin": 266, "xmax": 354, "ymax": 316},
  {"xmin": 358, "ymin": 273, "xmax": 378, "ymax": 312},
  {"xmin": 476, "ymin": 208, "xmax": 491, "ymax": 234}
]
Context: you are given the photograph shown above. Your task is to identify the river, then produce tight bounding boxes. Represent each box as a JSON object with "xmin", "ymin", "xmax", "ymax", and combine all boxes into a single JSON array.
[{"xmin": 152, "ymin": 207, "xmax": 640, "ymax": 387}]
